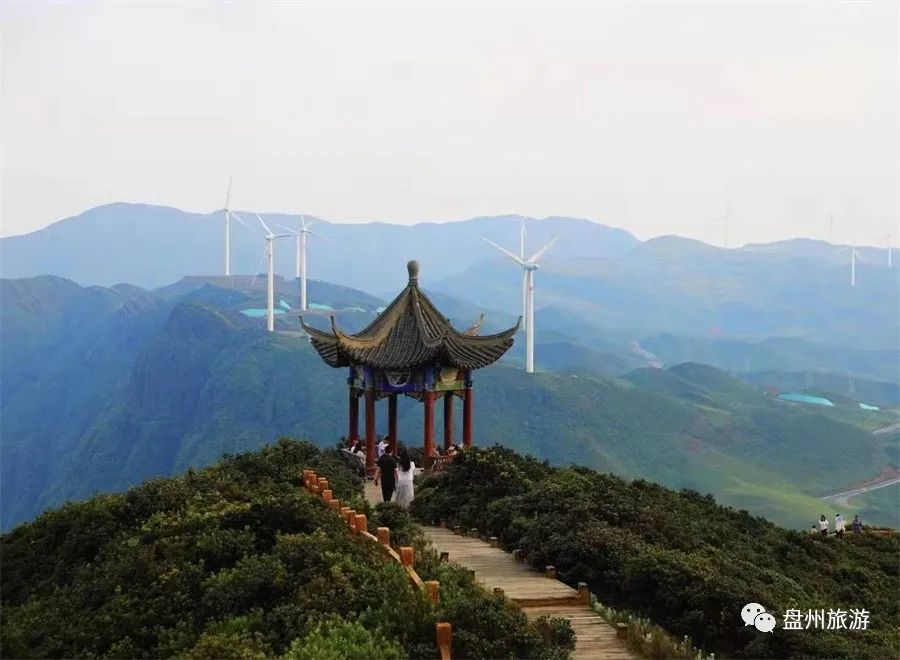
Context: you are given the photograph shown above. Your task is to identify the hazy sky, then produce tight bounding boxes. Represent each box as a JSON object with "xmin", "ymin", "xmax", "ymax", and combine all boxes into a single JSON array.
[{"xmin": 1, "ymin": 1, "xmax": 898, "ymax": 246}]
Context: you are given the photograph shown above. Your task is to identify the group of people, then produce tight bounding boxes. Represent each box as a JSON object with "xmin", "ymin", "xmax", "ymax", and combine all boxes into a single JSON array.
[
  {"xmin": 341, "ymin": 435, "xmax": 416, "ymax": 508},
  {"xmin": 813, "ymin": 513, "xmax": 863, "ymax": 537},
  {"xmin": 374, "ymin": 443, "xmax": 415, "ymax": 508}
]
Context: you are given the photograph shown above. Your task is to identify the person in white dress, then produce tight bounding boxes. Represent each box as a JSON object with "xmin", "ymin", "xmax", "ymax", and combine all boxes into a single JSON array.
[
  {"xmin": 394, "ymin": 447, "xmax": 415, "ymax": 509},
  {"xmin": 834, "ymin": 513, "xmax": 846, "ymax": 537}
]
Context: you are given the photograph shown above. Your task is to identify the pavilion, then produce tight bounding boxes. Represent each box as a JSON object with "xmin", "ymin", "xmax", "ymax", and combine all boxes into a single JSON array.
[{"xmin": 301, "ymin": 260, "xmax": 519, "ymax": 473}]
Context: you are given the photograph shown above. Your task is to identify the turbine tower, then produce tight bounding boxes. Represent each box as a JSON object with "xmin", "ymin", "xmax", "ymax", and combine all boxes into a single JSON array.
[
  {"xmin": 255, "ymin": 213, "xmax": 292, "ymax": 332},
  {"xmin": 517, "ymin": 216, "xmax": 526, "ymax": 323},
  {"xmin": 483, "ymin": 229, "xmax": 558, "ymax": 374},
  {"xmin": 278, "ymin": 215, "xmax": 319, "ymax": 312}
]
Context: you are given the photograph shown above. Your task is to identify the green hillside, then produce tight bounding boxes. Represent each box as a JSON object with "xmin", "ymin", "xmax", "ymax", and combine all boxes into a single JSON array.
[
  {"xmin": 742, "ymin": 370, "xmax": 900, "ymax": 408},
  {"xmin": 852, "ymin": 485, "xmax": 900, "ymax": 527},
  {"xmin": 0, "ymin": 439, "xmax": 571, "ymax": 659},
  {"xmin": 412, "ymin": 447, "xmax": 900, "ymax": 659},
  {"xmin": 2, "ymin": 277, "xmax": 896, "ymax": 531}
]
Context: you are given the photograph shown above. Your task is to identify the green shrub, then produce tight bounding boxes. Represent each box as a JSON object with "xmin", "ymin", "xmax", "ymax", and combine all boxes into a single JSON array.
[{"xmin": 282, "ymin": 620, "xmax": 404, "ymax": 660}]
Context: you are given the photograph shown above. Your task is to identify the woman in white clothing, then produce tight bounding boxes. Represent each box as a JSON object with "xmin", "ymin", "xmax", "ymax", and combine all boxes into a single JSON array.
[{"xmin": 394, "ymin": 447, "xmax": 415, "ymax": 509}]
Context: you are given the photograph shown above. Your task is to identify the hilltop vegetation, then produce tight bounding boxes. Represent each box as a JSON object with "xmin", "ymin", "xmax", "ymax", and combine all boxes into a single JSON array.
[
  {"xmin": 412, "ymin": 447, "xmax": 900, "ymax": 659},
  {"xmin": 0, "ymin": 439, "xmax": 572, "ymax": 659}
]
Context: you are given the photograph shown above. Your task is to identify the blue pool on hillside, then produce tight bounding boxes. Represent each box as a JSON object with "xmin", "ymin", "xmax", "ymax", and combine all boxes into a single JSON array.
[{"xmin": 776, "ymin": 392, "xmax": 834, "ymax": 407}]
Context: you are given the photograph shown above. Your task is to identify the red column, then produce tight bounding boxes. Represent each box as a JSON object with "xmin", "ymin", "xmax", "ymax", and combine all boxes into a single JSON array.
[
  {"xmin": 463, "ymin": 387, "xmax": 473, "ymax": 448},
  {"xmin": 365, "ymin": 389, "xmax": 376, "ymax": 475},
  {"xmin": 423, "ymin": 390, "xmax": 436, "ymax": 461},
  {"xmin": 443, "ymin": 394, "xmax": 454, "ymax": 450},
  {"xmin": 388, "ymin": 394, "xmax": 398, "ymax": 455},
  {"xmin": 348, "ymin": 387, "xmax": 359, "ymax": 443}
]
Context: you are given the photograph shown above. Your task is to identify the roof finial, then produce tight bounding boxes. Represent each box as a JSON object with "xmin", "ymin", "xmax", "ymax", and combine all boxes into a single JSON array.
[{"xmin": 407, "ymin": 259, "xmax": 419, "ymax": 285}]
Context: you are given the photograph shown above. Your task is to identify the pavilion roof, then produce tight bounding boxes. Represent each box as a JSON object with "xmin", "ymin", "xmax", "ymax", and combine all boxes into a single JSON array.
[{"xmin": 301, "ymin": 260, "xmax": 519, "ymax": 370}]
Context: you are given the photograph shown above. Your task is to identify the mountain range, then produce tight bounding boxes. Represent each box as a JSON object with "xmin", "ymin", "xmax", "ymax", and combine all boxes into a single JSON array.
[
  {"xmin": 2, "ymin": 275, "xmax": 896, "ymax": 532},
  {"xmin": 3, "ymin": 203, "xmax": 896, "ymax": 352}
]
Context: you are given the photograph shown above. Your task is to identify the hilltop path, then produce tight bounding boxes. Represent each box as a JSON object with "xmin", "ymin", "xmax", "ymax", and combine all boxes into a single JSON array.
[
  {"xmin": 822, "ymin": 475, "xmax": 900, "ymax": 508},
  {"xmin": 364, "ymin": 482, "xmax": 638, "ymax": 660},
  {"xmin": 819, "ymin": 422, "xmax": 900, "ymax": 508}
]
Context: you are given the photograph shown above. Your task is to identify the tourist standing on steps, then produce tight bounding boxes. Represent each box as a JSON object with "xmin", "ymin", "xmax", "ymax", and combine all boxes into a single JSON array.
[
  {"xmin": 374, "ymin": 450, "xmax": 398, "ymax": 502},
  {"xmin": 834, "ymin": 513, "xmax": 845, "ymax": 537},
  {"xmin": 818, "ymin": 514, "xmax": 829, "ymax": 537},
  {"xmin": 395, "ymin": 447, "xmax": 416, "ymax": 509},
  {"xmin": 851, "ymin": 515, "xmax": 863, "ymax": 534}
]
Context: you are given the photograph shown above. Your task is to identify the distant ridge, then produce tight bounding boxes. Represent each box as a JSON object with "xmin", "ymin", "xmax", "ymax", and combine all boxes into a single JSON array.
[{"xmin": 2, "ymin": 201, "xmax": 898, "ymax": 348}]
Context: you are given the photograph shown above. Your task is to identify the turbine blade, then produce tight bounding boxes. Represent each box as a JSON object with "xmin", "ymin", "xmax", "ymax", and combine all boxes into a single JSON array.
[
  {"xmin": 225, "ymin": 175, "xmax": 232, "ymax": 210},
  {"xmin": 275, "ymin": 223, "xmax": 298, "ymax": 234},
  {"xmin": 247, "ymin": 248, "xmax": 267, "ymax": 292},
  {"xmin": 527, "ymin": 236, "xmax": 559, "ymax": 263},
  {"xmin": 256, "ymin": 213, "xmax": 273, "ymax": 236},
  {"xmin": 306, "ymin": 229, "xmax": 347, "ymax": 252},
  {"xmin": 229, "ymin": 211, "xmax": 251, "ymax": 229},
  {"xmin": 482, "ymin": 237, "xmax": 526, "ymax": 266}
]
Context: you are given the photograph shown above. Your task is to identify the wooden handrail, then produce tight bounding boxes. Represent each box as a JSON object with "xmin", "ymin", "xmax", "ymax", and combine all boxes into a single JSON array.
[
  {"xmin": 436, "ymin": 622, "xmax": 452, "ymax": 660},
  {"xmin": 302, "ymin": 469, "xmax": 451, "ymax": 659}
]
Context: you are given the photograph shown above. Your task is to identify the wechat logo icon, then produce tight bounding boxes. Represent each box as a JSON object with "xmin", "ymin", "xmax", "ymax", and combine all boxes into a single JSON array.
[{"xmin": 742, "ymin": 603, "xmax": 776, "ymax": 632}]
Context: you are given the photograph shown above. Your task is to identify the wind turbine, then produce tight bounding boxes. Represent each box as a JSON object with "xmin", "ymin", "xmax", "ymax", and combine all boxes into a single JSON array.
[
  {"xmin": 483, "ymin": 228, "xmax": 558, "ymax": 374},
  {"xmin": 514, "ymin": 216, "xmax": 527, "ymax": 325},
  {"xmin": 255, "ymin": 213, "xmax": 292, "ymax": 332},
  {"xmin": 277, "ymin": 215, "xmax": 318, "ymax": 312}
]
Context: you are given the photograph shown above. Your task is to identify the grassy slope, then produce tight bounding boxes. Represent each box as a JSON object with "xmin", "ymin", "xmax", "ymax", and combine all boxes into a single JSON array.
[{"xmin": 844, "ymin": 484, "xmax": 900, "ymax": 529}]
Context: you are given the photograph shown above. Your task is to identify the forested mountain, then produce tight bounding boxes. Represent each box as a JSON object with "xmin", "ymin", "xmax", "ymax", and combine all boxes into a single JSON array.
[{"xmin": 3, "ymin": 276, "xmax": 895, "ymax": 531}]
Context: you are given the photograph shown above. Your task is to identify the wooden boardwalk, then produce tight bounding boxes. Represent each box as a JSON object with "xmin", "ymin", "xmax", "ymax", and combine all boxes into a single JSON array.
[{"xmin": 364, "ymin": 483, "xmax": 637, "ymax": 659}]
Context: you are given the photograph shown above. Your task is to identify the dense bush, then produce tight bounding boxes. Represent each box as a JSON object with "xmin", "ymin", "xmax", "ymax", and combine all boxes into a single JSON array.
[
  {"xmin": 0, "ymin": 439, "xmax": 569, "ymax": 659},
  {"xmin": 411, "ymin": 446, "xmax": 900, "ymax": 659},
  {"xmin": 282, "ymin": 620, "xmax": 404, "ymax": 660}
]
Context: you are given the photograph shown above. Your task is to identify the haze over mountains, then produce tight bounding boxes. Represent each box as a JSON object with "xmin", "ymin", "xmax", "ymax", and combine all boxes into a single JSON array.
[
  {"xmin": 2, "ymin": 203, "xmax": 897, "ymax": 350},
  {"xmin": 2, "ymin": 203, "xmax": 897, "ymax": 531}
]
